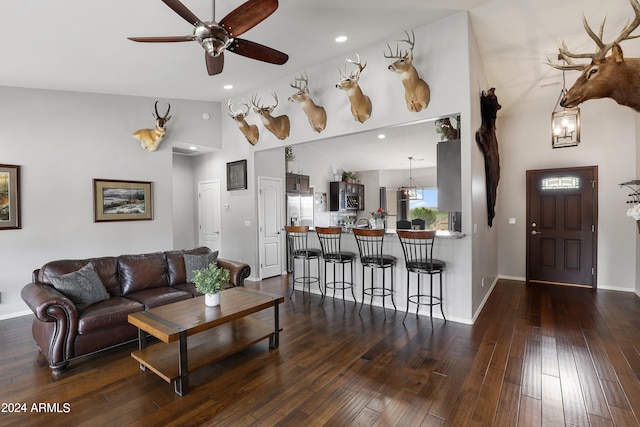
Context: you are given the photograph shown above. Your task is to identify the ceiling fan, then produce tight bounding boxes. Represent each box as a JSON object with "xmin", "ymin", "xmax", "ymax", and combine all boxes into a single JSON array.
[{"xmin": 128, "ymin": 0, "xmax": 289, "ymax": 75}]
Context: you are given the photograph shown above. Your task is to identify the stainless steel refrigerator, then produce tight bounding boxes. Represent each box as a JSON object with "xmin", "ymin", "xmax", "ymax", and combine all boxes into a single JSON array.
[{"xmin": 286, "ymin": 191, "xmax": 314, "ymax": 227}]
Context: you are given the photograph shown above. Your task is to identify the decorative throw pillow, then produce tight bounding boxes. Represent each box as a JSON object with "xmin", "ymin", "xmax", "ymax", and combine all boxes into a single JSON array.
[
  {"xmin": 49, "ymin": 263, "xmax": 110, "ymax": 310},
  {"xmin": 184, "ymin": 251, "xmax": 219, "ymax": 283}
]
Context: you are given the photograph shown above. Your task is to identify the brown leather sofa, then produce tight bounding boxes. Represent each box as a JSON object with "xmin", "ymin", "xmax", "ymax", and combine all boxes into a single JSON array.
[{"xmin": 20, "ymin": 247, "xmax": 250, "ymax": 374}]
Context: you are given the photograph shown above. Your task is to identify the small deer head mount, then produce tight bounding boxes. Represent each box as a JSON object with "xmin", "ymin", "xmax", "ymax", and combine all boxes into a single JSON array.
[
  {"xmin": 133, "ymin": 101, "xmax": 171, "ymax": 152},
  {"xmin": 288, "ymin": 72, "xmax": 327, "ymax": 133},
  {"xmin": 336, "ymin": 54, "xmax": 372, "ymax": 123},
  {"xmin": 385, "ymin": 30, "xmax": 430, "ymax": 112},
  {"xmin": 251, "ymin": 93, "xmax": 291, "ymax": 140},
  {"xmin": 228, "ymin": 98, "xmax": 259, "ymax": 145},
  {"xmin": 546, "ymin": 0, "xmax": 640, "ymax": 111}
]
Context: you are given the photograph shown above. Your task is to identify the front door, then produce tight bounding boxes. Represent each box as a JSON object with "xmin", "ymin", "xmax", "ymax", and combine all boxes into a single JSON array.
[
  {"xmin": 526, "ymin": 166, "xmax": 598, "ymax": 287},
  {"xmin": 198, "ymin": 180, "xmax": 221, "ymax": 252},
  {"xmin": 258, "ymin": 176, "xmax": 283, "ymax": 279}
]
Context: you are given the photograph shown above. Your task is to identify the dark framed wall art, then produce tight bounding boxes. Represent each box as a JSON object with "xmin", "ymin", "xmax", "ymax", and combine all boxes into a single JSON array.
[
  {"xmin": 227, "ymin": 159, "xmax": 247, "ymax": 191},
  {"xmin": 93, "ymin": 179, "xmax": 153, "ymax": 222},
  {"xmin": 0, "ymin": 164, "xmax": 21, "ymax": 230}
]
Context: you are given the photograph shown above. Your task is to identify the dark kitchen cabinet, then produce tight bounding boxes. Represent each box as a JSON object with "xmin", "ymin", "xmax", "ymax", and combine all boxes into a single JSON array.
[
  {"xmin": 286, "ymin": 173, "xmax": 310, "ymax": 193},
  {"xmin": 329, "ymin": 181, "xmax": 364, "ymax": 211}
]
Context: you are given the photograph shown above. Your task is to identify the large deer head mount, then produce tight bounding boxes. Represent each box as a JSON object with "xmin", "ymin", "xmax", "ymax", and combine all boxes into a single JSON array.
[
  {"xmin": 251, "ymin": 93, "xmax": 291, "ymax": 140},
  {"xmin": 228, "ymin": 98, "xmax": 259, "ymax": 145},
  {"xmin": 546, "ymin": 0, "xmax": 640, "ymax": 111},
  {"xmin": 336, "ymin": 54, "xmax": 372, "ymax": 123},
  {"xmin": 133, "ymin": 101, "xmax": 171, "ymax": 152},
  {"xmin": 384, "ymin": 30, "xmax": 431, "ymax": 112},
  {"xmin": 288, "ymin": 72, "xmax": 327, "ymax": 133}
]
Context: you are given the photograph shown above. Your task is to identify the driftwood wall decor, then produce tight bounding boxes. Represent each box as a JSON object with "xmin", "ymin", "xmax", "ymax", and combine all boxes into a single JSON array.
[{"xmin": 475, "ymin": 88, "xmax": 501, "ymax": 227}]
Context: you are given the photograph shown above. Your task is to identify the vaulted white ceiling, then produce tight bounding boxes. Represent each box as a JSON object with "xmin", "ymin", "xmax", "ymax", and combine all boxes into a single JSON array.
[{"xmin": 3, "ymin": 0, "xmax": 639, "ymax": 115}]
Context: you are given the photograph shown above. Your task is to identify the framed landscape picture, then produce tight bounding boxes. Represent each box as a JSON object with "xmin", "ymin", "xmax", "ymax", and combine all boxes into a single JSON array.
[
  {"xmin": 227, "ymin": 159, "xmax": 247, "ymax": 191},
  {"xmin": 93, "ymin": 179, "xmax": 153, "ymax": 222},
  {"xmin": 0, "ymin": 164, "xmax": 21, "ymax": 230}
]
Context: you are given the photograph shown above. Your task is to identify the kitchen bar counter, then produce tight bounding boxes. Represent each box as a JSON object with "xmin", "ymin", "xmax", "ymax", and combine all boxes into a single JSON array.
[{"xmin": 297, "ymin": 228, "xmax": 466, "ymax": 321}]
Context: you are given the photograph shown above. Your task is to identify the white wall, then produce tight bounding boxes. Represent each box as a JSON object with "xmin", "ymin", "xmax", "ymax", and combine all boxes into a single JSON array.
[
  {"xmin": 172, "ymin": 154, "xmax": 197, "ymax": 249},
  {"xmin": 497, "ymin": 98, "xmax": 637, "ymax": 291},
  {"xmin": 193, "ymin": 12, "xmax": 484, "ymax": 322},
  {"xmin": 0, "ymin": 86, "xmax": 219, "ymax": 318}
]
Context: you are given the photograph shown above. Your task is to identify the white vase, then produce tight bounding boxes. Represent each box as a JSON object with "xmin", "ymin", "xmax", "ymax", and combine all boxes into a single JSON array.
[
  {"xmin": 375, "ymin": 218, "xmax": 385, "ymax": 229},
  {"xmin": 205, "ymin": 292, "xmax": 220, "ymax": 307}
]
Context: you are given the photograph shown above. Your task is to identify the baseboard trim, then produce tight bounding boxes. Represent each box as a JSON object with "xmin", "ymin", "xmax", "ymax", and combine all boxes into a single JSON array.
[{"xmin": 0, "ymin": 310, "xmax": 32, "ymax": 321}]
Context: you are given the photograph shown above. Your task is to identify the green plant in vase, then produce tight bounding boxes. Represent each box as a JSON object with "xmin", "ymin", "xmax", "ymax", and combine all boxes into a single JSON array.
[{"xmin": 192, "ymin": 263, "xmax": 230, "ymax": 306}]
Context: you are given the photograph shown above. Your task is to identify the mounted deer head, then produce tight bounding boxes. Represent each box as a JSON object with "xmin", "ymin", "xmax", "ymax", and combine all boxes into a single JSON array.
[
  {"xmin": 133, "ymin": 101, "xmax": 171, "ymax": 152},
  {"xmin": 288, "ymin": 72, "xmax": 327, "ymax": 133},
  {"xmin": 546, "ymin": 0, "xmax": 640, "ymax": 111},
  {"xmin": 384, "ymin": 30, "xmax": 430, "ymax": 112},
  {"xmin": 336, "ymin": 54, "xmax": 372, "ymax": 123},
  {"xmin": 228, "ymin": 98, "xmax": 259, "ymax": 145},
  {"xmin": 251, "ymin": 93, "xmax": 290, "ymax": 140}
]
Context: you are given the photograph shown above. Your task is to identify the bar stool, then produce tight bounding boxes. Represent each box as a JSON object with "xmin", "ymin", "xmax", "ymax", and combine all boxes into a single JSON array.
[
  {"xmin": 315, "ymin": 227, "xmax": 357, "ymax": 302},
  {"xmin": 411, "ymin": 218, "xmax": 426, "ymax": 230},
  {"xmin": 352, "ymin": 228, "xmax": 397, "ymax": 314},
  {"xmin": 397, "ymin": 230, "xmax": 446, "ymax": 323},
  {"xmin": 285, "ymin": 226, "xmax": 321, "ymax": 300}
]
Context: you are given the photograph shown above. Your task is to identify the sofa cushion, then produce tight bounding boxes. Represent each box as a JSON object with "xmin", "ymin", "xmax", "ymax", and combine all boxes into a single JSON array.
[
  {"xmin": 125, "ymin": 287, "xmax": 193, "ymax": 309},
  {"xmin": 165, "ymin": 247, "xmax": 212, "ymax": 286},
  {"xmin": 39, "ymin": 257, "xmax": 120, "ymax": 296},
  {"xmin": 49, "ymin": 263, "xmax": 110, "ymax": 310},
  {"xmin": 77, "ymin": 297, "xmax": 144, "ymax": 334},
  {"xmin": 184, "ymin": 251, "xmax": 219, "ymax": 283},
  {"xmin": 118, "ymin": 252, "xmax": 168, "ymax": 295}
]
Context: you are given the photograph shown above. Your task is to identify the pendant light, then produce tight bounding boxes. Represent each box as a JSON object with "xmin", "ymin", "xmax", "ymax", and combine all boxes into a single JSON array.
[
  {"xmin": 551, "ymin": 66, "xmax": 580, "ymax": 148},
  {"xmin": 398, "ymin": 156, "xmax": 423, "ymax": 201}
]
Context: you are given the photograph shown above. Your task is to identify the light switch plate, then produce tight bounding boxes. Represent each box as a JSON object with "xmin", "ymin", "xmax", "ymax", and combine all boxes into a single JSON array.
[{"xmin": 508, "ymin": 217, "xmax": 516, "ymax": 224}]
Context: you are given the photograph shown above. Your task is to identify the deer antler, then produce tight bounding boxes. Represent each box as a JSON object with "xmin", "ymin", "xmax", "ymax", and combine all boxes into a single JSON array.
[
  {"xmin": 547, "ymin": 0, "xmax": 640, "ymax": 70},
  {"xmin": 345, "ymin": 54, "xmax": 367, "ymax": 78},
  {"xmin": 384, "ymin": 30, "xmax": 415, "ymax": 59},
  {"xmin": 228, "ymin": 98, "xmax": 250, "ymax": 118},
  {"xmin": 290, "ymin": 72, "xmax": 309, "ymax": 92}
]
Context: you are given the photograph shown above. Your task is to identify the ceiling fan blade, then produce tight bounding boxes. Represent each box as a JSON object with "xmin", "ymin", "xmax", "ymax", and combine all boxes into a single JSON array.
[
  {"xmin": 220, "ymin": 0, "xmax": 278, "ymax": 38},
  {"xmin": 228, "ymin": 38, "xmax": 288, "ymax": 65},
  {"xmin": 206, "ymin": 52, "xmax": 224, "ymax": 76},
  {"xmin": 128, "ymin": 36, "xmax": 196, "ymax": 43},
  {"xmin": 162, "ymin": 0, "xmax": 204, "ymax": 26}
]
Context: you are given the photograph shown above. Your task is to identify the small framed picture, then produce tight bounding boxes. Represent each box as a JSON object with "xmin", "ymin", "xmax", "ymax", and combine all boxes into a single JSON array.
[
  {"xmin": 227, "ymin": 159, "xmax": 247, "ymax": 191},
  {"xmin": 93, "ymin": 179, "xmax": 153, "ymax": 222},
  {"xmin": 0, "ymin": 164, "xmax": 21, "ymax": 230}
]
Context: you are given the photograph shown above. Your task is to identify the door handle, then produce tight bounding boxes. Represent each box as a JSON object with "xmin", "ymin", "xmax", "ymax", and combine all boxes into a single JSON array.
[{"xmin": 531, "ymin": 230, "xmax": 541, "ymax": 235}]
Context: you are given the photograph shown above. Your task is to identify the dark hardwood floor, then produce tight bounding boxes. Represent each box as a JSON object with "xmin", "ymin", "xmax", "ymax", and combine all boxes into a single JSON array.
[{"xmin": 1, "ymin": 277, "xmax": 640, "ymax": 426}]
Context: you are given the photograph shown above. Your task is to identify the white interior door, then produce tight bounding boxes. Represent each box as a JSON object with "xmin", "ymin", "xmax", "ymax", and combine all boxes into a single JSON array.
[
  {"xmin": 198, "ymin": 180, "xmax": 221, "ymax": 252},
  {"xmin": 258, "ymin": 176, "xmax": 283, "ymax": 279}
]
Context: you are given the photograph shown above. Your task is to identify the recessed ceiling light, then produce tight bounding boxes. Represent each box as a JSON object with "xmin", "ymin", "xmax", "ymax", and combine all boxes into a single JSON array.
[
  {"xmin": 223, "ymin": 84, "xmax": 233, "ymax": 90},
  {"xmin": 335, "ymin": 35, "xmax": 348, "ymax": 43},
  {"xmin": 378, "ymin": 134, "xmax": 386, "ymax": 139},
  {"xmin": 189, "ymin": 146, "xmax": 198, "ymax": 151}
]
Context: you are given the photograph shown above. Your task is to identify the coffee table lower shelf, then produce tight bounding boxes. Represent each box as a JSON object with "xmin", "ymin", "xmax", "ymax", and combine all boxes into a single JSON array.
[{"xmin": 131, "ymin": 317, "xmax": 280, "ymax": 385}]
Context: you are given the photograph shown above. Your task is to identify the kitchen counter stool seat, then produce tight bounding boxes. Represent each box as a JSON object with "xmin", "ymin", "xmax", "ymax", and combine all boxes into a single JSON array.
[
  {"xmin": 397, "ymin": 230, "xmax": 446, "ymax": 324},
  {"xmin": 285, "ymin": 226, "xmax": 321, "ymax": 300},
  {"xmin": 315, "ymin": 227, "xmax": 357, "ymax": 303},
  {"xmin": 353, "ymin": 228, "xmax": 397, "ymax": 315}
]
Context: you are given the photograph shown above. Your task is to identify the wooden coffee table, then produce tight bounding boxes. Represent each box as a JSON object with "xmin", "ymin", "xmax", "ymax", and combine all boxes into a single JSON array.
[{"xmin": 128, "ymin": 287, "xmax": 284, "ymax": 396}]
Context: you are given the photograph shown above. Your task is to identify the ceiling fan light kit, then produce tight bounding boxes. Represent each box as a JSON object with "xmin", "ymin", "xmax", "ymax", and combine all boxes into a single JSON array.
[{"xmin": 128, "ymin": 0, "xmax": 288, "ymax": 76}]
